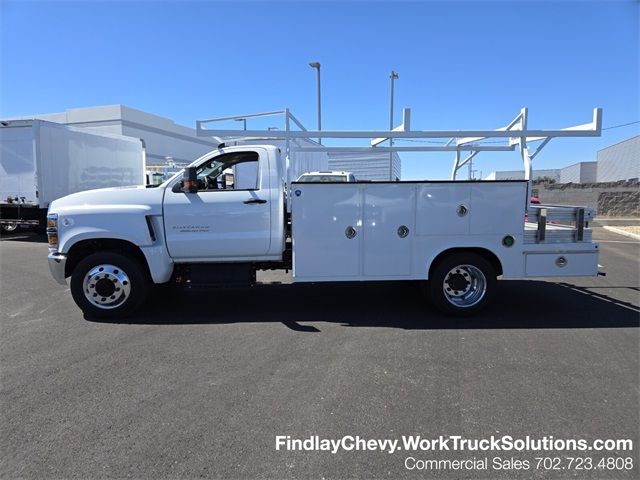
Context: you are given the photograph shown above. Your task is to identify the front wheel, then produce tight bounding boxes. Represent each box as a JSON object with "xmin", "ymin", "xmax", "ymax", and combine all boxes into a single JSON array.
[
  {"xmin": 70, "ymin": 252, "xmax": 149, "ymax": 319},
  {"xmin": 428, "ymin": 252, "xmax": 496, "ymax": 316}
]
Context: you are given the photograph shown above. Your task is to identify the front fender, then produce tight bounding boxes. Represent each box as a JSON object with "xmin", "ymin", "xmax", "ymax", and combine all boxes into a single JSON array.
[
  {"xmin": 55, "ymin": 205, "xmax": 155, "ymax": 254},
  {"xmin": 54, "ymin": 210, "xmax": 174, "ymax": 284}
]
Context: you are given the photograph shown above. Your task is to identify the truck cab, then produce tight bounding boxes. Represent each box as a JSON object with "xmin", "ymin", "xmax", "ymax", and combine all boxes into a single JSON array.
[
  {"xmin": 162, "ymin": 146, "xmax": 285, "ymax": 262},
  {"xmin": 47, "ymin": 146, "xmax": 287, "ymax": 318}
]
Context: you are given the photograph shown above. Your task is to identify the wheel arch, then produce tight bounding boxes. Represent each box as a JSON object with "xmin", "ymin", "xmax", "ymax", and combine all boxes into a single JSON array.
[
  {"xmin": 65, "ymin": 238, "xmax": 150, "ymax": 279},
  {"xmin": 427, "ymin": 247, "xmax": 503, "ymax": 279}
]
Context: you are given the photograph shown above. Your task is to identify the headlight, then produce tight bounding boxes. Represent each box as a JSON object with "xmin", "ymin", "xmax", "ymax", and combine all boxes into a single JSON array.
[
  {"xmin": 47, "ymin": 213, "xmax": 58, "ymax": 248},
  {"xmin": 47, "ymin": 214, "xmax": 58, "ymax": 229}
]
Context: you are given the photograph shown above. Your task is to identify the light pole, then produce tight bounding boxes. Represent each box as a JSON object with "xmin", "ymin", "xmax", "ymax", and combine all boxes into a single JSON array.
[
  {"xmin": 235, "ymin": 118, "xmax": 247, "ymax": 130},
  {"xmin": 309, "ymin": 61, "xmax": 321, "ymax": 144},
  {"xmin": 389, "ymin": 70, "xmax": 399, "ymax": 180}
]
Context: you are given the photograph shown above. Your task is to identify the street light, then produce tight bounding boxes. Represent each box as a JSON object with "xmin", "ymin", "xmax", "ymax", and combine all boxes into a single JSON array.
[
  {"xmin": 389, "ymin": 70, "xmax": 399, "ymax": 180},
  {"xmin": 309, "ymin": 61, "xmax": 321, "ymax": 144},
  {"xmin": 390, "ymin": 70, "xmax": 399, "ymax": 131},
  {"xmin": 235, "ymin": 118, "xmax": 247, "ymax": 130}
]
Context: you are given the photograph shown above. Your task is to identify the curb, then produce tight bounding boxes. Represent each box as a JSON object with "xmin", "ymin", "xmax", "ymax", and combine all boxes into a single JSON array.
[{"xmin": 603, "ymin": 226, "xmax": 640, "ymax": 241}]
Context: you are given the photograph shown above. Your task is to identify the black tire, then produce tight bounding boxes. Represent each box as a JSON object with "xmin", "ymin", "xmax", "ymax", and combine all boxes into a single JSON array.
[
  {"xmin": 428, "ymin": 252, "xmax": 496, "ymax": 316},
  {"xmin": 70, "ymin": 251, "xmax": 149, "ymax": 319},
  {"xmin": 1, "ymin": 223, "xmax": 18, "ymax": 233}
]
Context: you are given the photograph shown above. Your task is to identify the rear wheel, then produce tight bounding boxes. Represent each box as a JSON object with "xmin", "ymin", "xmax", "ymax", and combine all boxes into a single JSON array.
[
  {"xmin": 428, "ymin": 252, "xmax": 496, "ymax": 316},
  {"xmin": 1, "ymin": 223, "xmax": 18, "ymax": 233},
  {"xmin": 70, "ymin": 252, "xmax": 149, "ymax": 319}
]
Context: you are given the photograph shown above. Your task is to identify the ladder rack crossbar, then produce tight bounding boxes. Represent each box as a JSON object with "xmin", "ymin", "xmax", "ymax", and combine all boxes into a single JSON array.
[
  {"xmin": 196, "ymin": 127, "xmax": 600, "ymax": 139},
  {"xmin": 288, "ymin": 145, "xmax": 515, "ymax": 153}
]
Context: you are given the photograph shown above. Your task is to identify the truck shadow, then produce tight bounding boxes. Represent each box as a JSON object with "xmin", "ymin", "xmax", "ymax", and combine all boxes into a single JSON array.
[
  {"xmin": 90, "ymin": 280, "xmax": 640, "ymax": 330},
  {"xmin": 0, "ymin": 231, "xmax": 47, "ymax": 243}
]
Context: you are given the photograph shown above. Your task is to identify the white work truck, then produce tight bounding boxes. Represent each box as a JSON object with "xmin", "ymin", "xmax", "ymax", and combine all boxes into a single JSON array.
[{"xmin": 46, "ymin": 108, "xmax": 603, "ymax": 318}]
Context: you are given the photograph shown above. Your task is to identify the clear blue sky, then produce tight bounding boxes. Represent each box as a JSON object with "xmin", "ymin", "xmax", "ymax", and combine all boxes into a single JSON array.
[{"xmin": 1, "ymin": 0, "xmax": 638, "ymax": 179}]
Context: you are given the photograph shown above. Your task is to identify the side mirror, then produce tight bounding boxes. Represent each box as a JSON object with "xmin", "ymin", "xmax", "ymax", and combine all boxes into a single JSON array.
[
  {"xmin": 181, "ymin": 167, "xmax": 198, "ymax": 193},
  {"xmin": 224, "ymin": 171, "xmax": 235, "ymax": 189}
]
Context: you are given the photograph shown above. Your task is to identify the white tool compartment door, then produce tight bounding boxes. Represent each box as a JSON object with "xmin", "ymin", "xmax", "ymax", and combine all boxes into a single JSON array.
[
  {"xmin": 363, "ymin": 184, "xmax": 415, "ymax": 276},
  {"xmin": 292, "ymin": 184, "xmax": 360, "ymax": 279},
  {"xmin": 469, "ymin": 182, "xmax": 527, "ymax": 235},
  {"xmin": 415, "ymin": 183, "xmax": 471, "ymax": 235}
]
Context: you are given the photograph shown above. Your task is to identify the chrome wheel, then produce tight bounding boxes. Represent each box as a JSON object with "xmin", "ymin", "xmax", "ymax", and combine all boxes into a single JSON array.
[
  {"xmin": 82, "ymin": 264, "xmax": 131, "ymax": 310},
  {"xmin": 2, "ymin": 223, "xmax": 18, "ymax": 232},
  {"xmin": 442, "ymin": 264, "xmax": 487, "ymax": 308}
]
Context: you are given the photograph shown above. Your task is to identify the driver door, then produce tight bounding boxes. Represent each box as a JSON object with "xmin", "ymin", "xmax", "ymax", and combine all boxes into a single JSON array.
[{"xmin": 163, "ymin": 148, "xmax": 272, "ymax": 260}]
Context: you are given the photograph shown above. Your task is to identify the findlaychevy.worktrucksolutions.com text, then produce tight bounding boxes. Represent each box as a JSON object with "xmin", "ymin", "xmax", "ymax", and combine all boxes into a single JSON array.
[{"xmin": 275, "ymin": 435, "xmax": 633, "ymax": 455}]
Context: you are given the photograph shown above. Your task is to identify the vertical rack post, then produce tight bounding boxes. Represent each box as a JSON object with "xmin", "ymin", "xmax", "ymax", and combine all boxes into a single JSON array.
[
  {"xmin": 518, "ymin": 107, "xmax": 532, "ymax": 211},
  {"xmin": 537, "ymin": 208, "xmax": 547, "ymax": 243},
  {"xmin": 576, "ymin": 208, "xmax": 585, "ymax": 242},
  {"xmin": 451, "ymin": 150, "xmax": 460, "ymax": 180},
  {"xmin": 285, "ymin": 108, "xmax": 291, "ymax": 182}
]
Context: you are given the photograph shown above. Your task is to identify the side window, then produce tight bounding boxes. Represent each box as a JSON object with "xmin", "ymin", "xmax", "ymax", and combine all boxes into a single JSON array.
[
  {"xmin": 196, "ymin": 151, "xmax": 259, "ymax": 191},
  {"xmin": 232, "ymin": 161, "xmax": 259, "ymax": 190}
]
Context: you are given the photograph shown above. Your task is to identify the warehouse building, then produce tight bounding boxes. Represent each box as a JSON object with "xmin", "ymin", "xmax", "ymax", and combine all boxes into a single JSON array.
[
  {"xmin": 484, "ymin": 169, "xmax": 561, "ymax": 182},
  {"xmin": 485, "ymin": 132, "xmax": 639, "ymax": 184},
  {"xmin": 597, "ymin": 135, "xmax": 639, "ymax": 182},
  {"xmin": 327, "ymin": 151, "xmax": 401, "ymax": 181},
  {"xmin": 559, "ymin": 161, "xmax": 597, "ymax": 183},
  {"xmin": 7, "ymin": 105, "xmax": 217, "ymax": 166}
]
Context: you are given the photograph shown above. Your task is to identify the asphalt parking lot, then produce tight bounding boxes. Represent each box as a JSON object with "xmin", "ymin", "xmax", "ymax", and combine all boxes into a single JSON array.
[{"xmin": 1, "ymin": 227, "xmax": 638, "ymax": 479}]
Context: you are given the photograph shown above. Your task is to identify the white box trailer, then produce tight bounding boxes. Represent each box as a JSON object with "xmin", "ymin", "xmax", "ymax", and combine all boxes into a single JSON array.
[{"xmin": 0, "ymin": 119, "xmax": 145, "ymax": 231}]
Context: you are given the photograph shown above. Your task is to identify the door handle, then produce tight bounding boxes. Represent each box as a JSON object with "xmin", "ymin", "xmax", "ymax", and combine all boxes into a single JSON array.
[{"xmin": 244, "ymin": 198, "xmax": 267, "ymax": 204}]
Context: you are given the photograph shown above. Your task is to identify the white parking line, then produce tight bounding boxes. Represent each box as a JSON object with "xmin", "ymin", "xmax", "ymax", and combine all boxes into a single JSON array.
[
  {"xmin": 597, "ymin": 240, "xmax": 640, "ymax": 244},
  {"xmin": 603, "ymin": 226, "xmax": 640, "ymax": 241}
]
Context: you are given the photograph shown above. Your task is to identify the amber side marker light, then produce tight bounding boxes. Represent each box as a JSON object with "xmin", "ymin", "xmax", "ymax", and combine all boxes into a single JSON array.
[{"xmin": 47, "ymin": 213, "xmax": 58, "ymax": 247}]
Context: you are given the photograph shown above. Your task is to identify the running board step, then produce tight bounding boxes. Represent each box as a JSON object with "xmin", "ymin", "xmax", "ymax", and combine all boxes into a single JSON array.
[{"xmin": 173, "ymin": 263, "xmax": 256, "ymax": 287}]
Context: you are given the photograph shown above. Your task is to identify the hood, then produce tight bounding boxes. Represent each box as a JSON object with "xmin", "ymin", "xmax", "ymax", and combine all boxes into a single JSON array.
[{"xmin": 48, "ymin": 185, "xmax": 165, "ymax": 216}]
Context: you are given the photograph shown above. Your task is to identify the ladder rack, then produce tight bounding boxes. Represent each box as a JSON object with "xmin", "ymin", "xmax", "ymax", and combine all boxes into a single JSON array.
[{"xmin": 195, "ymin": 107, "xmax": 603, "ymax": 209}]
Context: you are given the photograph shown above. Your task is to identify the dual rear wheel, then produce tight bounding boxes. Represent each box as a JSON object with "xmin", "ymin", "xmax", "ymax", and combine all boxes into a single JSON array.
[{"xmin": 427, "ymin": 252, "xmax": 497, "ymax": 316}]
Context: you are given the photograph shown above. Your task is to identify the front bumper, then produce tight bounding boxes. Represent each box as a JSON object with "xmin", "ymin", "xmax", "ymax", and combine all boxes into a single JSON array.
[{"xmin": 48, "ymin": 252, "xmax": 68, "ymax": 285}]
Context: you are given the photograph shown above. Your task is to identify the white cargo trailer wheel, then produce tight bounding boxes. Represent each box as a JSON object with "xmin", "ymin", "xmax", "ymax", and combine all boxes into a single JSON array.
[
  {"xmin": 428, "ymin": 252, "xmax": 496, "ymax": 316},
  {"xmin": 70, "ymin": 252, "xmax": 149, "ymax": 319}
]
